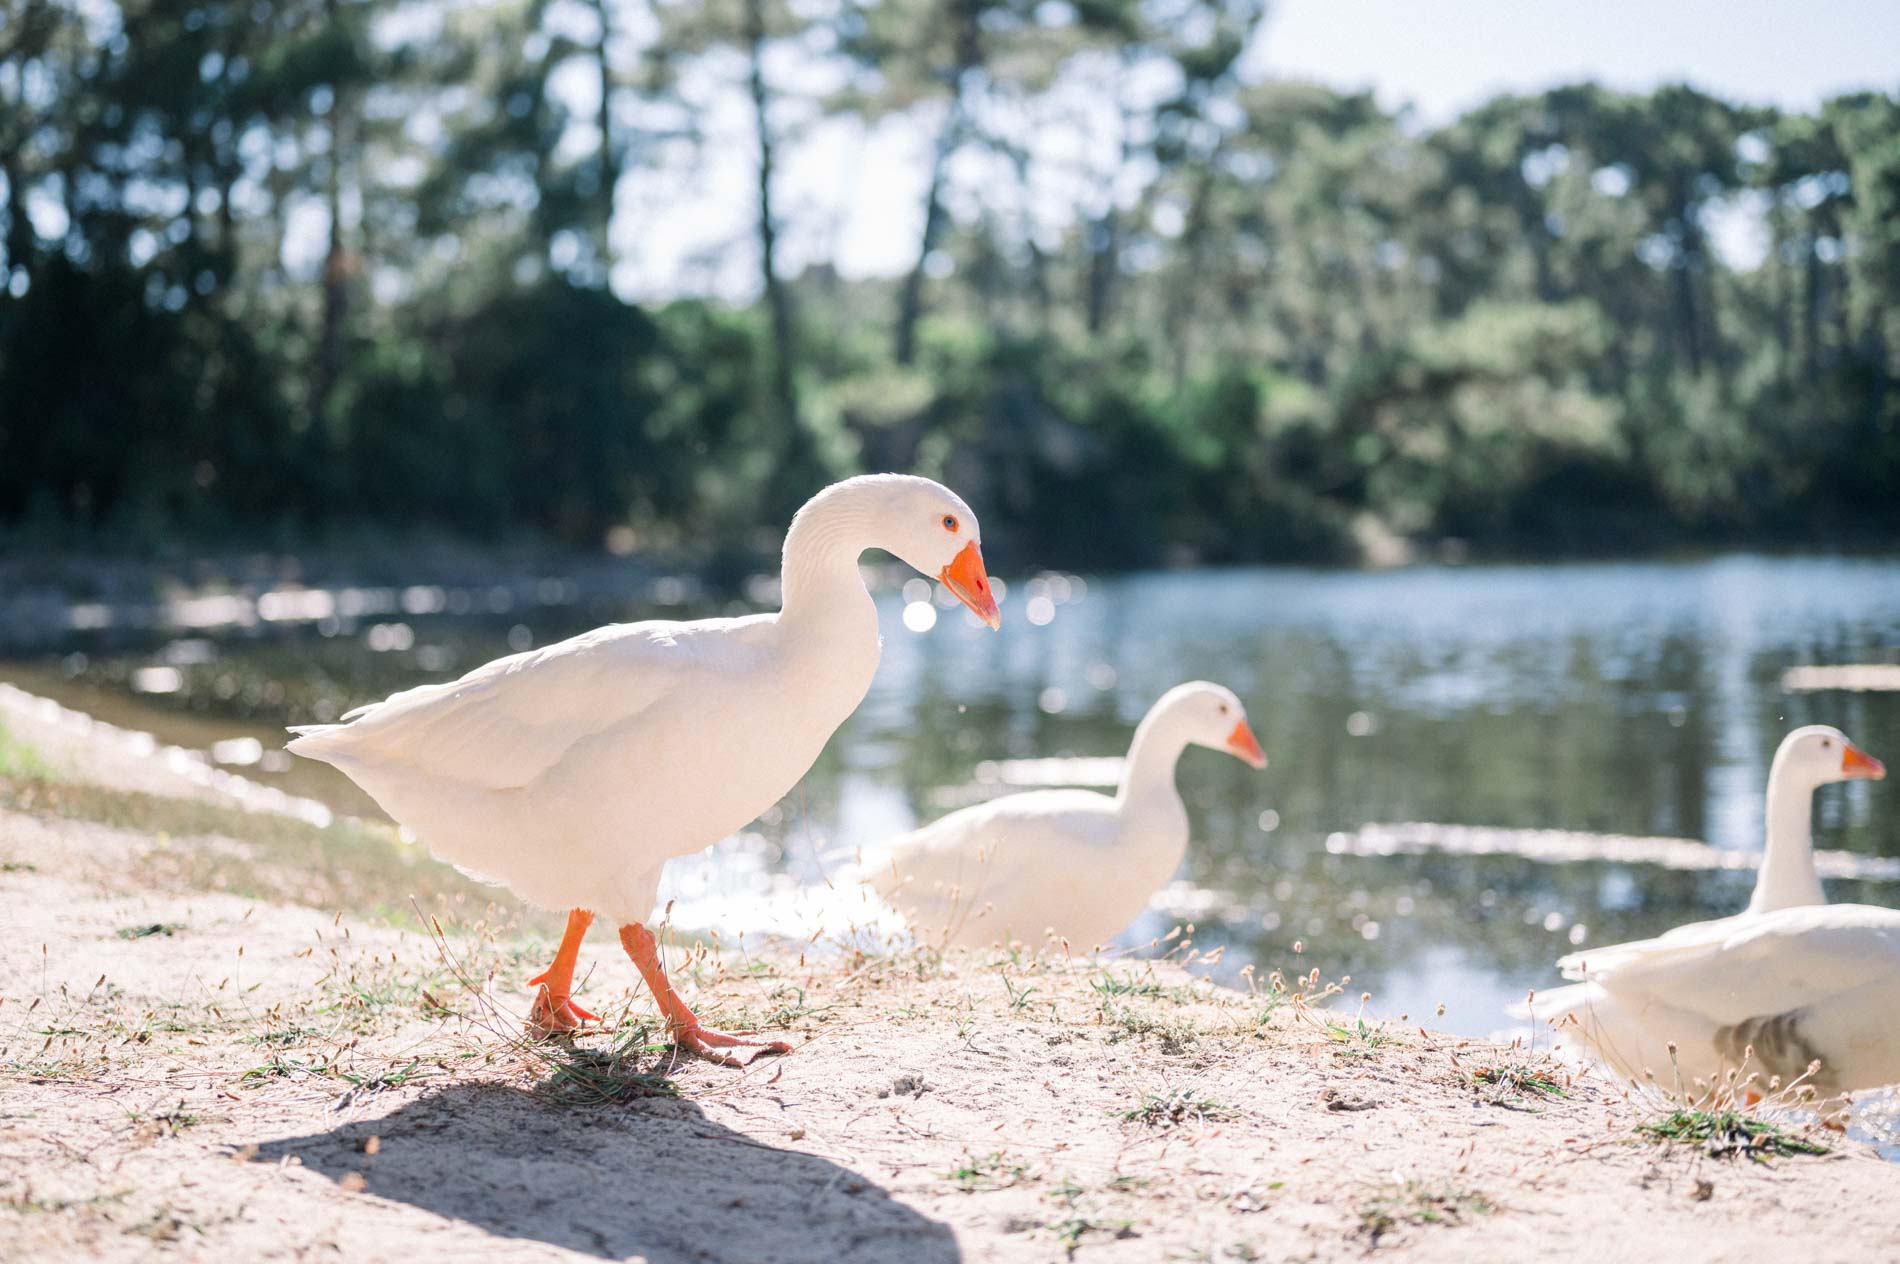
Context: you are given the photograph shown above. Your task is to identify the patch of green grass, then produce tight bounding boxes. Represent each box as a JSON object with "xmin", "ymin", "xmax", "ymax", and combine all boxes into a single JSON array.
[
  {"xmin": 763, "ymin": 985, "xmax": 836, "ymax": 1028},
  {"xmin": 1045, "ymin": 1176, "xmax": 1134, "ymax": 1256},
  {"xmin": 0, "ymin": 721, "xmax": 54, "ymax": 781},
  {"xmin": 1359, "ymin": 1181, "xmax": 1492, "ymax": 1241},
  {"xmin": 1322, "ymin": 1014, "xmax": 1392, "ymax": 1056},
  {"xmin": 946, "ymin": 1150, "xmax": 1033, "ymax": 1192},
  {"xmin": 1638, "ymin": 1107, "xmax": 1830, "ymax": 1161},
  {"xmin": 1002, "ymin": 973, "xmax": 1039, "ymax": 1012},
  {"xmin": 2, "ymin": 860, "xmax": 37, "ymax": 873},
  {"xmin": 127, "ymin": 1108, "xmax": 201, "ymax": 1136},
  {"xmin": 1458, "ymin": 1057, "xmax": 1569, "ymax": 1108},
  {"xmin": 1115, "ymin": 1086, "xmax": 1237, "ymax": 1127},
  {"xmin": 116, "ymin": 922, "xmax": 186, "ymax": 940},
  {"xmin": 0, "ymin": 776, "xmax": 532, "ymax": 931},
  {"xmin": 1091, "ymin": 970, "xmax": 1165, "ymax": 1000},
  {"xmin": 1098, "ymin": 999, "xmax": 1197, "ymax": 1051},
  {"xmin": 533, "ymin": 1026, "xmax": 678, "ymax": 1106}
]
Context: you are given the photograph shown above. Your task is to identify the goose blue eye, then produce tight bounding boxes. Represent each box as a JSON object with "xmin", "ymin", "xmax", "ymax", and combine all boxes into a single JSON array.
[{"xmin": 942, "ymin": 514, "xmax": 958, "ymax": 532}]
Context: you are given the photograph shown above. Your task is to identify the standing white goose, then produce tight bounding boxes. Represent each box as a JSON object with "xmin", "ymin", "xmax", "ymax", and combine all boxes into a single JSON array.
[
  {"xmin": 288, "ymin": 475, "xmax": 1001, "ymax": 1063},
  {"xmin": 1519, "ymin": 727, "xmax": 1888, "ymax": 1096},
  {"xmin": 857, "ymin": 681, "xmax": 1266, "ymax": 951}
]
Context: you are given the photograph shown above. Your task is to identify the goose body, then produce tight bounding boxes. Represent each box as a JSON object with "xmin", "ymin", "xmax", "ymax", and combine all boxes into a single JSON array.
[
  {"xmin": 288, "ymin": 475, "xmax": 1002, "ymax": 1057},
  {"xmin": 1521, "ymin": 726, "xmax": 1889, "ymax": 1095},
  {"xmin": 290, "ymin": 610, "xmax": 879, "ymax": 921},
  {"xmin": 1527, "ymin": 904, "xmax": 1900, "ymax": 1097},
  {"xmin": 860, "ymin": 682, "xmax": 1266, "ymax": 950}
]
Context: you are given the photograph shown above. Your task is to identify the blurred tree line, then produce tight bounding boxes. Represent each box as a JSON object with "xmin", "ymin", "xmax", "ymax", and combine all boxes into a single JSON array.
[{"xmin": 2, "ymin": 0, "xmax": 1897, "ymax": 570}]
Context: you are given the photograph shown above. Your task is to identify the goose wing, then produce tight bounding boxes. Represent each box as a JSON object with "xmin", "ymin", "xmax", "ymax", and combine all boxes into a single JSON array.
[
  {"xmin": 1565, "ymin": 904, "xmax": 1900, "ymax": 1027},
  {"xmin": 863, "ymin": 790, "xmax": 1119, "ymax": 929},
  {"xmin": 287, "ymin": 617, "xmax": 763, "ymax": 791}
]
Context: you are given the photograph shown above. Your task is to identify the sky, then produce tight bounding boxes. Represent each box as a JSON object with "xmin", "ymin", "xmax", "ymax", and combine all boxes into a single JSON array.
[
  {"xmin": 1253, "ymin": 0, "xmax": 1900, "ymax": 124},
  {"xmin": 322, "ymin": 0, "xmax": 1900, "ymax": 303}
]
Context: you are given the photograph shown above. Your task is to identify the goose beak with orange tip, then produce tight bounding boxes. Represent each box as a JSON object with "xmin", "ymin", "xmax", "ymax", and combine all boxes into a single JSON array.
[
  {"xmin": 939, "ymin": 540, "xmax": 1002, "ymax": 630},
  {"xmin": 1843, "ymin": 742, "xmax": 1887, "ymax": 780},
  {"xmin": 1226, "ymin": 720, "xmax": 1267, "ymax": 769}
]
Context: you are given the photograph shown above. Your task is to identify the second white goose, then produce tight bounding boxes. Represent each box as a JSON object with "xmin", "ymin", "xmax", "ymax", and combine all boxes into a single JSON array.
[{"xmin": 857, "ymin": 681, "xmax": 1267, "ymax": 951}]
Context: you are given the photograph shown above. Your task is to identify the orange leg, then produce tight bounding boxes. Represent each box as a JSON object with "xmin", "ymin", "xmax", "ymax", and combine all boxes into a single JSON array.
[
  {"xmin": 528, "ymin": 908, "xmax": 600, "ymax": 1036},
  {"xmin": 618, "ymin": 922, "xmax": 790, "ymax": 1067}
]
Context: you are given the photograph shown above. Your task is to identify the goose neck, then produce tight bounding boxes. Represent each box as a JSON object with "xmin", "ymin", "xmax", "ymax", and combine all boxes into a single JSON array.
[
  {"xmin": 779, "ymin": 491, "xmax": 876, "ymax": 631},
  {"xmin": 1750, "ymin": 764, "xmax": 1825, "ymax": 913}
]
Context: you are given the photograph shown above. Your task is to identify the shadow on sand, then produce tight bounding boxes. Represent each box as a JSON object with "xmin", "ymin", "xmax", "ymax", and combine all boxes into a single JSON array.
[{"xmin": 250, "ymin": 1083, "xmax": 960, "ymax": 1263}]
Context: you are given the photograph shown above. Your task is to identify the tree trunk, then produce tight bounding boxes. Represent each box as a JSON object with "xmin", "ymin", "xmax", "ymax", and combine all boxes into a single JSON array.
[
  {"xmin": 1, "ymin": 152, "xmax": 32, "ymax": 281},
  {"xmin": 588, "ymin": 0, "xmax": 616, "ymax": 268},
  {"xmin": 1085, "ymin": 209, "xmax": 1117, "ymax": 336},
  {"xmin": 895, "ymin": 119, "xmax": 955, "ymax": 366},
  {"xmin": 894, "ymin": 0, "xmax": 981, "ymax": 366},
  {"xmin": 313, "ymin": 79, "xmax": 348, "ymax": 425},
  {"xmin": 745, "ymin": 0, "xmax": 805, "ymax": 492}
]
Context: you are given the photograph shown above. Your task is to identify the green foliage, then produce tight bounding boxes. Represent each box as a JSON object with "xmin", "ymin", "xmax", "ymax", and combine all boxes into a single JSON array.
[
  {"xmin": 1638, "ymin": 1107, "xmax": 1831, "ymax": 1160},
  {"xmin": 0, "ymin": 722, "xmax": 52, "ymax": 781},
  {"xmin": 0, "ymin": 1, "xmax": 1895, "ymax": 563}
]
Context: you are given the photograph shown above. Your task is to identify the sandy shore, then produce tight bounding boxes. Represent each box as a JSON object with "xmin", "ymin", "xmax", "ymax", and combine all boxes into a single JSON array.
[{"xmin": 3, "ymin": 688, "xmax": 1898, "ymax": 1262}]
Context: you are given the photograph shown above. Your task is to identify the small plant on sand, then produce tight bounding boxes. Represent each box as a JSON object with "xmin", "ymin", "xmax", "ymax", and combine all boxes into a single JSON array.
[
  {"xmin": 1091, "ymin": 970, "xmax": 1165, "ymax": 1000},
  {"xmin": 1451, "ymin": 1046, "xmax": 1570, "ymax": 1109},
  {"xmin": 1638, "ymin": 1106, "xmax": 1828, "ymax": 1161},
  {"xmin": 1358, "ymin": 1180, "xmax": 1492, "ymax": 1242},
  {"xmin": 116, "ymin": 922, "xmax": 186, "ymax": 940},
  {"xmin": 1045, "ymin": 1177, "xmax": 1134, "ymax": 1256},
  {"xmin": 763, "ymin": 985, "xmax": 835, "ymax": 1028},
  {"xmin": 946, "ymin": 1151, "xmax": 1033, "ymax": 1192},
  {"xmin": 1001, "ymin": 973, "xmax": 1039, "ymax": 1012},
  {"xmin": 534, "ymin": 1025, "xmax": 677, "ymax": 1106},
  {"xmin": 1097, "ymin": 998, "xmax": 1197, "ymax": 1051},
  {"xmin": 1321, "ymin": 1014, "xmax": 1391, "ymax": 1056},
  {"xmin": 1634, "ymin": 1041, "xmax": 1833, "ymax": 1161},
  {"xmin": 1116, "ymin": 1086, "xmax": 1237, "ymax": 1127}
]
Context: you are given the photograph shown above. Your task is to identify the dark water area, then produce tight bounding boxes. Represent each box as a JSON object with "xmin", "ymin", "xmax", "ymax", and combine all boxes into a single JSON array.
[{"xmin": 5, "ymin": 554, "xmax": 1900, "ymax": 1040}]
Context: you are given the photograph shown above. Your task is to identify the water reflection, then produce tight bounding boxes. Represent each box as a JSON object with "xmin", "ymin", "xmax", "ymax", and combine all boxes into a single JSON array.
[{"xmin": 5, "ymin": 554, "xmax": 1900, "ymax": 1035}]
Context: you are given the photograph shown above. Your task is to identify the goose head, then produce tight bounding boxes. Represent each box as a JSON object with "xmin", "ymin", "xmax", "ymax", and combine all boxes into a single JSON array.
[
  {"xmin": 1773, "ymin": 725, "xmax": 1885, "ymax": 789},
  {"xmin": 1162, "ymin": 681, "xmax": 1268, "ymax": 769},
  {"xmin": 864, "ymin": 477, "xmax": 1001, "ymax": 629}
]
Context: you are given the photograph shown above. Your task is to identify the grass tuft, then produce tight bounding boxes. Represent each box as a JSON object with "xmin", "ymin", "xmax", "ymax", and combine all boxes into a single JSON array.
[
  {"xmin": 116, "ymin": 922, "xmax": 186, "ymax": 940},
  {"xmin": 1359, "ymin": 1180, "xmax": 1492, "ymax": 1241},
  {"xmin": 531, "ymin": 1026, "xmax": 678, "ymax": 1107},
  {"xmin": 1115, "ymin": 1086, "xmax": 1237, "ymax": 1127},
  {"xmin": 946, "ymin": 1151, "xmax": 1033, "ymax": 1192},
  {"xmin": 1637, "ymin": 1107, "xmax": 1829, "ymax": 1161}
]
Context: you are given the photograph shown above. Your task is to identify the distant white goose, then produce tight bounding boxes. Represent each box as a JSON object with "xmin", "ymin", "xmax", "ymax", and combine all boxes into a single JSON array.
[
  {"xmin": 857, "ymin": 681, "xmax": 1267, "ymax": 951},
  {"xmin": 1521, "ymin": 726, "xmax": 1890, "ymax": 1096},
  {"xmin": 288, "ymin": 475, "xmax": 1001, "ymax": 1062}
]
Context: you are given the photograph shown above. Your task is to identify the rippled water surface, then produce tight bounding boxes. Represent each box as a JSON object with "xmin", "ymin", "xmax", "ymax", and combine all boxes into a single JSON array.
[{"xmin": 7, "ymin": 554, "xmax": 1900, "ymax": 1038}]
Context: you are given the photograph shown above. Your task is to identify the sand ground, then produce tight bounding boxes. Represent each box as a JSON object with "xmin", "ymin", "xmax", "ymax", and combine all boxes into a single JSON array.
[{"xmin": 2, "ymin": 687, "xmax": 1897, "ymax": 1263}]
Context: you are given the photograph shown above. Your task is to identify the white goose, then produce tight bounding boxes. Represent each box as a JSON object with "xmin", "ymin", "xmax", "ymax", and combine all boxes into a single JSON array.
[
  {"xmin": 1521, "ymin": 726, "xmax": 1892, "ymax": 1097},
  {"xmin": 857, "ymin": 681, "xmax": 1266, "ymax": 951},
  {"xmin": 288, "ymin": 475, "xmax": 1001, "ymax": 1062}
]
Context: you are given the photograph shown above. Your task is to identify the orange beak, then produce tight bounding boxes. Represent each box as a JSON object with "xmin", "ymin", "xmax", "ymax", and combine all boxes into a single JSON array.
[
  {"xmin": 1843, "ymin": 742, "xmax": 1886, "ymax": 780},
  {"xmin": 1225, "ymin": 720, "xmax": 1267, "ymax": 769},
  {"xmin": 938, "ymin": 539, "xmax": 1001, "ymax": 630}
]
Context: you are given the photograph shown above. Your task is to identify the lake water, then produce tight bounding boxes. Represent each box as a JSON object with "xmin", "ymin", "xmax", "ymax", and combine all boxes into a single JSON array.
[{"xmin": 6, "ymin": 554, "xmax": 1900, "ymax": 1041}]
